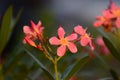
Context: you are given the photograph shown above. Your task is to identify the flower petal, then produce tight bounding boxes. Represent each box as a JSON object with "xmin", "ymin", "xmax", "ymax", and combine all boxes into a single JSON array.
[
  {"xmin": 30, "ymin": 20, "xmax": 40, "ymax": 34},
  {"xmin": 96, "ymin": 36, "xmax": 104, "ymax": 45},
  {"xmin": 57, "ymin": 45, "xmax": 66, "ymax": 56},
  {"xmin": 80, "ymin": 36, "xmax": 90, "ymax": 46},
  {"xmin": 49, "ymin": 37, "xmax": 60, "ymax": 45},
  {"xmin": 66, "ymin": 33, "xmax": 77, "ymax": 41},
  {"xmin": 74, "ymin": 25, "xmax": 86, "ymax": 35},
  {"xmin": 89, "ymin": 40, "xmax": 94, "ymax": 50},
  {"xmin": 116, "ymin": 18, "xmax": 120, "ymax": 28},
  {"xmin": 23, "ymin": 26, "xmax": 33, "ymax": 34},
  {"xmin": 24, "ymin": 37, "xmax": 37, "ymax": 47},
  {"xmin": 67, "ymin": 42, "xmax": 77, "ymax": 53},
  {"xmin": 58, "ymin": 26, "xmax": 65, "ymax": 39},
  {"xmin": 94, "ymin": 21, "xmax": 103, "ymax": 27},
  {"xmin": 103, "ymin": 10, "xmax": 114, "ymax": 19}
]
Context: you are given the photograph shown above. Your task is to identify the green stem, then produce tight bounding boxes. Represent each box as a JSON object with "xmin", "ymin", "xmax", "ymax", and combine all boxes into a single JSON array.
[
  {"xmin": 42, "ymin": 46, "xmax": 54, "ymax": 63},
  {"xmin": 54, "ymin": 57, "xmax": 59, "ymax": 80}
]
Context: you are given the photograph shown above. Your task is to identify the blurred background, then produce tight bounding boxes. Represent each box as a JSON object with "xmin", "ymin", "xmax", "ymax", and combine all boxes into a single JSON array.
[{"xmin": 0, "ymin": 0, "xmax": 120, "ymax": 80}]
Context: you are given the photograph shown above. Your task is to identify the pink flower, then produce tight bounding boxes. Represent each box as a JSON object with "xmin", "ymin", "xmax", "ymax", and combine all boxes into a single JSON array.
[
  {"xmin": 94, "ymin": 2, "xmax": 120, "ymax": 31},
  {"xmin": 74, "ymin": 25, "xmax": 94, "ymax": 50},
  {"xmin": 110, "ymin": 2, "xmax": 120, "ymax": 17},
  {"xmin": 23, "ymin": 20, "xmax": 44, "ymax": 39},
  {"xmin": 94, "ymin": 10, "xmax": 114, "ymax": 31},
  {"xmin": 23, "ymin": 36, "xmax": 37, "ymax": 48},
  {"xmin": 96, "ymin": 36, "xmax": 109, "ymax": 55},
  {"xmin": 23, "ymin": 20, "xmax": 44, "ymax": 49},
  {"xmin": 116, "ymin": 17, "xmax": 120, "ymax": 28},
  {"xmin": 49, "ymin": 27, "xmax": 77, "ymax": 56}
]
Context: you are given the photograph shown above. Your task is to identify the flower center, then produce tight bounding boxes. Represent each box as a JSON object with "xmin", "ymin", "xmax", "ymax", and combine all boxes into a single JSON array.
[{"xmin": 60, "ymin": 38, "xmax": 68, "ymax": 45}]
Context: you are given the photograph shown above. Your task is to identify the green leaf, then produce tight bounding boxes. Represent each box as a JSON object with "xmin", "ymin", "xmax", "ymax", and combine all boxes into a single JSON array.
[
  {"xmin": 0, "ymin": 6, "xmax": 13, "ymax": 55},
  {"xmin": 110, "ymin": 69, "xmax": 119, "ymax": 80},
  {"xmin": 24, "ymin": 48, "xmax": 54, "ymax": 80},
  {"xmin": 11, "ymin": 8, "xmax": 22, "ymax": 30},
  {"xmin": 103, "ymin": 37, "xmax": 120, "ymax": 62},
  {"xmin": 62, "ymin": 55, "xmax": 89, "ymax": 80}
]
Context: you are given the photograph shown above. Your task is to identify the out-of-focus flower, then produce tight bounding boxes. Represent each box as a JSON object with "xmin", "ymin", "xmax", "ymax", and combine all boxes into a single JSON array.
[
  {"xmin": 74, "ymin": 25, "xmax": 94, "ymax": 50},
  {"xmin": 96, "ymin": 36, "xmax": 109, "ymax": 55},
  {"xmin": 70, "ymin": 76, "xmax": 77, "ymax": 80},
  {"xmin": 49, "ymin": 27, "xmax": 77, "ymax": 56},
  {"xmin": 94, "ymin": 2, "xmax": 120, "ymax": 31},
  {"xmin": 23, "ymin": 20, "xmax": 44, "ymax": 49},
  {"xmin": 94, "ymin": 10, "xmax": 114, "ymax": 31}
]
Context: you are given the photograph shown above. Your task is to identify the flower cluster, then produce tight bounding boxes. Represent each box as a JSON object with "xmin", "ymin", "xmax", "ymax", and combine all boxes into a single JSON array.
[
  {"xmin": 23, "ymin": 20, "xmax": 44, "ymax": 50},
  {"xmin": 94, "ymin": 2, "xmax": 120, "ymax": 31},
  {"xmin": 49, "ymin": 25, "xmax": 94, "ymax": 56},
  {"xmin": 23, "ymin": 21, "xmax": 94, "ymax": 57}
]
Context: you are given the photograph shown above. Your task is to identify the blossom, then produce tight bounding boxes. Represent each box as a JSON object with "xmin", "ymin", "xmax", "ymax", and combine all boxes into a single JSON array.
[
  {"xmin": 96, "ymin": 36, "xmax": 109, "ymax": 55},
  {"xmin": 110, "ymin": 2, "xmax": 120, "ymax": 17},
  {"xmin": 23, "ymin": 36, "xmax": 37, "ymax": 48},
  {"xmin": 74, "ymin": 25, "xmax": 94, "ymax": 50},
  {"xmin": 23, "ymin": 20, "xmax": 44, "ymax": 49},
  {"xmin": 94, "ymin": 2, "xmax": 120, "ymax": 31},
  {"xmin": 23, "ymin": 20, "xmax": 44, "ymax": 39},
  {"xmin": 49, "ymin": 27, "xmax": 77, "ymax": 56},
  {"xmin": 94, "ymin": 10, "xmax": 114, "ymax": 31}
]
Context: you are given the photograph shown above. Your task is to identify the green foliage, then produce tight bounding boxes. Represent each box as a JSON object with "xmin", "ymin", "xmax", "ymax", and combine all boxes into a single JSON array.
[
  {"xmin": 103, "ymin": 37, "xmax": 120, "ymax": 62},
  {"xmin": 62, "ymin": 55, "xmax": 89, "ymax": 80},
  {"xmin": 24, "ymin": 48, "xmax": 55, "ymax": 80},
  {"xmin": 0, "ymin": 6, "xmax": 12, "ymax": 55}
]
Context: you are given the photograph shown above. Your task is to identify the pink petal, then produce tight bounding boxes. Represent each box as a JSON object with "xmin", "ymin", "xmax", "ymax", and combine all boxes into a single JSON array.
[
  {"xmin": 23, "ymin": 26, "xmax": 33, "ymax": 34},
  {"xmin": 58, "ymin": 26, "xmax": 65, "ymax": 39},
  {"xmin": 116, "ymin": 18, "xmax": 120, "ymax": 28},
  {"xmin": 111, "ymin": 2, "xmax": 117, "ymax": 10},
  {"xmin": 89, "ymin": 40, "xmax": 94, "ymax": 50},
  {"xmin": 66, "ymin": 33, "xmax": 77, "ymax": 41},
  {"xmin": 103, "ymin": 10, "xmax": 114, "ymax": 19},
  {"xmin": 74, "ymin": 25, "xmax": 86, "ymax": 35},
  {"xmin": 80, "ymin": 36, "xmax": 90, "ymax": 46},
  {"xmin": 24, "ymin": 37, "xmax": 37, "ymax": 47},
  {"xmin": 57, "ymin": 45, "xmax": 66, "ymax": 56},
  {"xmin": 36, "ymin": 21, "xmax": 42, "ymax": 29},
  {"xmin": 67, "ymin": 42, "xmax": 77, "ymax": 53},
  {"xmin": 96, "ymin": 36, "xmax": 104, "ymax": 45},
  {"xmin": 49, "ymin": 37, "xmax": 60, "ymax": 45},
  {"xmin": 30, "ymin": 20, "xmax": 40, "ymax": 34},
  {"xmin": 94, "ymin": 21, "xmax": 103, "ymax": 27}
]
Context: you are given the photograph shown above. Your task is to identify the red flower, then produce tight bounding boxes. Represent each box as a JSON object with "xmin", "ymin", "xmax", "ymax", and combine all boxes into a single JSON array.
[
  {"xmin": 49, "ymin": 27, "xmax": 77, "ymax": 56},
  {"xmin": 74, "ymin": 25, "xmax": 94, "ymax": 50}
]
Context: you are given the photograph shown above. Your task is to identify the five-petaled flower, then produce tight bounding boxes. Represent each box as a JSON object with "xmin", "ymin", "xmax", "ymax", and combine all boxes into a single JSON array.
[
  {"xmin": 49, "ymin": 27, "xmax": 77, "ymax": 56},
  {"xmin": 23, "ymin": 20, "xmax": 44, "ymax": 49},
  {"xmin": 74, "ymin": 25, "xmax": 94, "ymax": 50}
]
